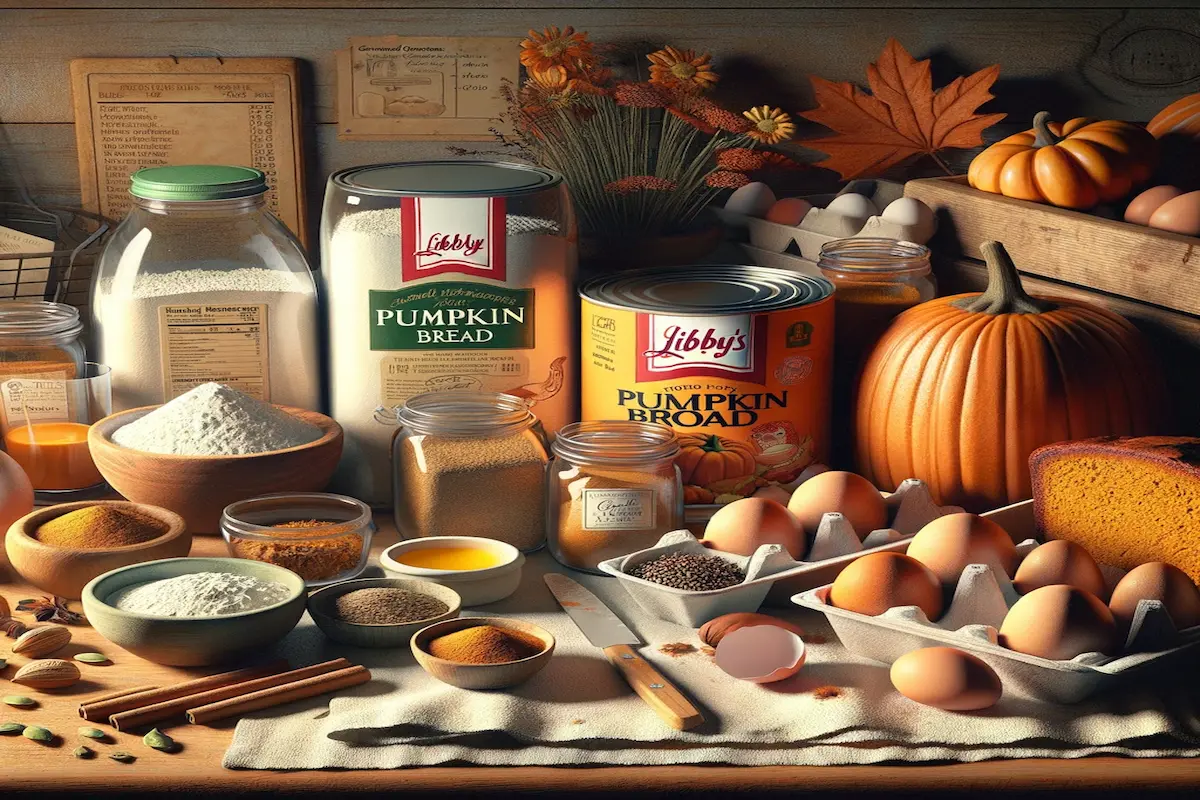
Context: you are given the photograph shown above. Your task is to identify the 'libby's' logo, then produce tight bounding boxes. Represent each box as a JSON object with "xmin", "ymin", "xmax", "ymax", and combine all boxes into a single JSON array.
[
  {"xmin": 636, "ymin": 313, "xmax": 766, "ymax": 383},
  {"xmin": 401, "ymin": 197, "xmax": 507, "ymax": 281}
]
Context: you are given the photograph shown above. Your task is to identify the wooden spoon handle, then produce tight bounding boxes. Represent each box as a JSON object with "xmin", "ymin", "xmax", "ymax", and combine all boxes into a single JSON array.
[{"xmin": 603, "ymin": 644, "xmax": 704, "ymax": 731}]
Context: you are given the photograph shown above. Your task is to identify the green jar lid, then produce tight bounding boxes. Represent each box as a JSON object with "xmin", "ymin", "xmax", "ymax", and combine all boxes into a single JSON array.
[{"xmin": 130, "ymin": 165, "xmax": 268, "ymax": 201}]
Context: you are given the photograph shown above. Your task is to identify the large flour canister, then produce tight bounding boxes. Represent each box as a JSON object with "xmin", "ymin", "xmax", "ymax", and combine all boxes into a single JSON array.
[
  {"xmin": 580, "ymin": 266, "xmax": 834, "ymax": 504},
  {"xmin": 321, "ymin": 161, "xmax": 577, "ymax": 503}
]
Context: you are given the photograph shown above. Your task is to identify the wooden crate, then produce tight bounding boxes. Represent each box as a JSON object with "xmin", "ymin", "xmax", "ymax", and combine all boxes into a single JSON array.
[{"xmin": 905, "ymin": 176, "xmax": 1200, "ymax": 317}]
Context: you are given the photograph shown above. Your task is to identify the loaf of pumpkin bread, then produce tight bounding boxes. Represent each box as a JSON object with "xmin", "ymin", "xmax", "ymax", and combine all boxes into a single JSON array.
[{"xmin": 1030, "ymin": 436, "xmax": 1200, "ymax": 581}]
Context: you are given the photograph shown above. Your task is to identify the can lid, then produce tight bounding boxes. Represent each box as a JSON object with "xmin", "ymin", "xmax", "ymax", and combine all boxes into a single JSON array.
[
  {"xmin": 330, "ymin": 160, "xmax": 562, "ymax": 197},
  {"xmin": 130, "ymin": 165, "xmax": 269, "ymax": 201},
  {"xmin": 580, "ymin": 265, "xmax": 833, "ymax": 314}
]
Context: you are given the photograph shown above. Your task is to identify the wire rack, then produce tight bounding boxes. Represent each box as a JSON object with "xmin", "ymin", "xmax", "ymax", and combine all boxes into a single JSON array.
[{"xmin": 0, "ymin": 202, "xmax": 111, "ymax": 311}]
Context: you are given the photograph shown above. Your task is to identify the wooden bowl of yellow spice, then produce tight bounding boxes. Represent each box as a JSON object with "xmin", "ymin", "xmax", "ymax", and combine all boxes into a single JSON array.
[{"xmin": 5, "ymin": 501, "xmax": 190, "ymax": 599}]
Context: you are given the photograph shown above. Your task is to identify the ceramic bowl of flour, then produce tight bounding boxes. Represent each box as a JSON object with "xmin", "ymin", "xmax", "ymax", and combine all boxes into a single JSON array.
[
  {"xmin": 89, "ymin": 402, "xmax": 343, "ymax": 535},
  {"xmin": 82, "ymin": 556, "xmax": 307, "ymax": 666}
]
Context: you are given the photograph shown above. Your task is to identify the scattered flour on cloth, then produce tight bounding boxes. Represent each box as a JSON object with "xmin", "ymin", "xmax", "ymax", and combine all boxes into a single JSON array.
[{"xmin": 111, "ymin": 382, "xmax": 322, "ymax": 455}]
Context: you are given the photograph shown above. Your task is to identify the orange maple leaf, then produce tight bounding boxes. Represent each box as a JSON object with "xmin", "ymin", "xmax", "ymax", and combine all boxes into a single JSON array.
[{"xmin": 798, "ymin": 39, "xmax": 1006, "ymax": 179}]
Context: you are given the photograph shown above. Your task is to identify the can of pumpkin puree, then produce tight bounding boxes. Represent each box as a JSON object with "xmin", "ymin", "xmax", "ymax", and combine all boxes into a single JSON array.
[{"xmin": 580, "ymin": 265, "xmax": 834, "ymax": 508}]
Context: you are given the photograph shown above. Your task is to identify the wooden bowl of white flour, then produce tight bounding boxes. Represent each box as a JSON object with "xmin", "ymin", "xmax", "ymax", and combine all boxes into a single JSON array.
[{"xmin": 89, "ymin": 402, "xmax": 343, "ymax": 535}]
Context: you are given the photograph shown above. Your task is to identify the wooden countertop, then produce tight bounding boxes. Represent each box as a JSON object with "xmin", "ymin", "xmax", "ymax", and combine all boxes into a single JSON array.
[{"xmin": 2, "ymin": 519, "xmax": 1199, "ymax": 794}]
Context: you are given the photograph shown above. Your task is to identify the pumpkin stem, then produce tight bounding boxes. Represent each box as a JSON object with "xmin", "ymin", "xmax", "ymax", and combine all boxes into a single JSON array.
[
  {"xmin": 703, "ymin": 435, "xmax": 724, "ymax": 453},
  {"xmin": 1032, "ymin": 111, "xmax": 1060, "ymax": 148},
  {"xmin": 951, "ymin": 241, "xmax": 1054, "ymax": 315}
]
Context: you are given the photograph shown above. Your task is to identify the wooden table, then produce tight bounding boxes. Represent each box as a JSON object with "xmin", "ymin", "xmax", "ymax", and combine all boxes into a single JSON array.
[{"xmin": 2, "ymin": 520, "xmax": 1199, "ymax": 795}]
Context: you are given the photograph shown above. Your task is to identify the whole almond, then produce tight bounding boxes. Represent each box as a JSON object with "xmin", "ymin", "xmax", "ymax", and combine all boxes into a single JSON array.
[
  {"xmin": 11, "ymin": 625, "xmax": 71, "ymax": 658},
  {"xmin": 13, "ymin": 659, "xmax": 81, "ymax": 689}
]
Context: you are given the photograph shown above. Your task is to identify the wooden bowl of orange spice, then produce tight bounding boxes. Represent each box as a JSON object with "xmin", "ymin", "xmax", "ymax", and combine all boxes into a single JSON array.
[
  {"xmin": 219, "ymin": 493, "xmax": 373, "ymax": 587},
  {"xmin": 5, "ymin": 500, "xmax": 189, "ymax": 599},
  {"xmin": 411, "ymin": 617, "xmax": 554, "ymax": 689}
]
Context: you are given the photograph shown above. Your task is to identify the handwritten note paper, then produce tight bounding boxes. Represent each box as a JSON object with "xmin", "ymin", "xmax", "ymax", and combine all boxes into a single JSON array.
[
  {"xmin": 338, "ymin": 36, "xmax": 520, "ymax": 140},
  {"xmin": 0, "ymin": 224, "xmax": 55, "ymax": 299}
]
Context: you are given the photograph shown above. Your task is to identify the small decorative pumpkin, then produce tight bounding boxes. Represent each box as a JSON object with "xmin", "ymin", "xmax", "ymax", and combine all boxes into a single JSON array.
[
  {"xmin": 1148, "ymin": 94, "xmax": 1200, "ymax": 189},
  {"xmin": 967, "ymin": 112, "xmax": 1157, "ymax": 209},
  {"xmin": 675, "ymin": 433, "xmax": 758, "ymax": 489},
  {"xmin": 1148, "ymin": 94, "xmax": 1200, "ymax": 139},
  {"xmin": 854, "ymin": 241, "xmax": 1167, "ymax": 512}
]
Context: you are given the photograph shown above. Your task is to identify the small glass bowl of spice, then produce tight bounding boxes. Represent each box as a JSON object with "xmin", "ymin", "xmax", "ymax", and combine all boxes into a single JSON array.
[
  {"xmin": 411, "ymin": 618, "xmax": 555, "ymax": 690},
  {"xmin": 307, "ymin": 578, "xmax": 461, "ymax": 649},
  {"xmin": 220, "ymin": 493, "xmax": 373, "ymax": 587}
]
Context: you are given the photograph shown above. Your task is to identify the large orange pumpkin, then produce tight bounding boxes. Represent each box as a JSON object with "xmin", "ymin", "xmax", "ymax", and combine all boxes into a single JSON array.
[
  {"xmin": 967, "ymin": 112, "xmax": 1157, "ymax": 209},
  {"xmin": 854, "ymin": 241, "xmax": 1167, "ymax": 512},
  {"xmin": 676, "ymin": 433, "xmax": 758, "ymax": 489}
]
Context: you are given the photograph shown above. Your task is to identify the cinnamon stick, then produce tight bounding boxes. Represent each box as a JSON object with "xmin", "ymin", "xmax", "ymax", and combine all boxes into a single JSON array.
[
  {"xmin": 79, "ymin": 659, "xmax": 287, "ymax": 721},
  {"xmin": 186, "ymin": 665, "xmax": 371, "ymax": 725},
  {"xmin": 78, "ymin": 685, "xmax": 158, "ymax": 720},
  {"xmin": 110, "ymin": 659, "xmax": 350, "ymax": 731}
]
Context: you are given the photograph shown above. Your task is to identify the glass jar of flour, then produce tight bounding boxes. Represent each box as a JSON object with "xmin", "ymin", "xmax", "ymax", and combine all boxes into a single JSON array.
[
  {"xmin": 92, "ymin": 166, "xmax": 320, "ymax": 412},
  {"xmin": 322, "ymin": 161, "xmax": 576, "ymax": 504}
]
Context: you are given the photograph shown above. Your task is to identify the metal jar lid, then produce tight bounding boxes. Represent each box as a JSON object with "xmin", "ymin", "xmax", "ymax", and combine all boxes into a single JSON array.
[
  {"xmin": 580, "ymin": 265, "xmax": 834, "ymax": 315},
  {"xmin": 130, "ymin": 165, "xmax": 268, "ymax": 201},
  {"xmin": 330, "ymin": 160, "xmax": 562, "ymax": 198}
]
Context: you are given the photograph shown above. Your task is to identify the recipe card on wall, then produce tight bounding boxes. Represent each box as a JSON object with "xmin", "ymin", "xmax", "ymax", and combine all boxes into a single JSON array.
[
  {"xmin": 69, "ymin": 58, "xmax": 307, "ymax": 245},
  {"xmin": 337, "ymin": 36, "xmax": 519, "ymax": 140}
]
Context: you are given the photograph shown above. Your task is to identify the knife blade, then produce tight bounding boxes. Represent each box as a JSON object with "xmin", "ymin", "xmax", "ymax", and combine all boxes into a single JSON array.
[{"xmin": 544, "ymin": 573, "xmax": 704, "ymax": 731}]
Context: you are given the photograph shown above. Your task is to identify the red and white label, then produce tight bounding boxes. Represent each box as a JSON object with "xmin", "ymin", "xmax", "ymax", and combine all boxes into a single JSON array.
[
  {"xmin": 636, "ymin": 312, "xmax": 767, "ymax": 383},
  {"xmin": 400, "ymin": 196, "xmax": 507, "ymax": 281}
]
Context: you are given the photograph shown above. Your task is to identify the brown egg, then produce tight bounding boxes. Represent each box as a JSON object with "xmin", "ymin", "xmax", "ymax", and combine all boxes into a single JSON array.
[
  {"xmin": 1124, "ymin": 185, "xmax": 1184, "ymax": 226},
  {"xmin": 890, "ymin": 647, "xmax": 1002, "ymax": 711},
  {"xmin": 765, "ymin": 197, "xmax": 814, "ymax": 226},
  {"xmin": 1109, "ymin": 562, "xmax": 1200, "ymax": 632},
  {"xmin": 999, "ymin": 585, "xmax": 1118, "ymax": 660},
  {"xmin": 699, "ymin": 612, "xmax": 806, "ymax": 647},
  {"xmin": 829, "ymin": 552, "xmax": 944, "ymax": 620},
  {"xmin": 1013, "ymin": 540, "xmax": 1106, "ymax": 598},
  {"xmin": 1148, "ymin": 190, "xmax": 1200, "ymax": 235},
  {"xmin": 702, "ymin": 497, "xmax": 806, "ymax": 559},
  {"xmin": 787, "ymin": 470, "xmax": 886, "ymax": 540},
  {"xmin": 905, "ymin": 513, "xmax": 1018, "ymax": 586}
]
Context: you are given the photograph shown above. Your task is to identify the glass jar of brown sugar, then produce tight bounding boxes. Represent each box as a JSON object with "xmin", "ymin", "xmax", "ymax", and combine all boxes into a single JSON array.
[
  {"xmin": 547, "ymin": 421, "xmax": 683, "ymax": 574},
  {"xmin": 390, "ymin": 390, "xmax": 550, "ymax": 552},
  {"xmin": 817, "ymin": 238, "xmax": 935, "ymax": 469},
  {"xmin": 0, "ymin": 301, "xmax": 86, "ymax": 380}
]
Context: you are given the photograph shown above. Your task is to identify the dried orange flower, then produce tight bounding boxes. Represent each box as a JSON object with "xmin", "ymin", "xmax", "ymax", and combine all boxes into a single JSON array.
[
  {"xmin": 743, "ymin": 106, "xmax": 796, "ymax": 145},
  {"xmin": 647, "ymin": 47, "xmax": 718, "ymax": 92},
  {"xmin": 705, "ymin": 170, "xmax": 751, "ymax": 189},
  {"xmin": 605, "ymin": 176, "xmax": 678, "ymax": 194},
  {"xmin": 700, "ymin": 105, "xmax": 752, "ymax": 134},
  {"xmin": 717, "ymin": 148, "xmax": 767, "ymax": 171},
  {"xmin": 521, "ymin": 26, "xmax": 594, "ymax": 73},
  {"xmin": 613, "ymin": 82, "xmax": 666, "ymax": 109},
  {"xmin": 528, "ymin": 65, "xmax": 571, "ymax": 93}
]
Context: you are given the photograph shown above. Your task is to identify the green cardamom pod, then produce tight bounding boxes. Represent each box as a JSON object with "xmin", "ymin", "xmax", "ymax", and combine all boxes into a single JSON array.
[
  {"xmin": 0, "ymin": 722, "xmax": 25, "ymax": 734},
  {"xmin": 78, "ymin": 727, "xmax": 108, "ymax": 740},
  {"xmin": 2, "ymin": 695, "xmax": 36, "ymax": 707},
  {"xmin": 109, "ymin": 751, "xmax": 136, "ymax": 764},
  {"xmin": 22, "ymin": 725, "xmax": 53, "ymax": 743},
  {"xmin": 143, "ymin": 727, "xmax": 177, "ymax": 752},
  {"xmin": 73, "ymin": 652, "xmax": 110, "ymax": 664},
  {"xmin": 73, "ymin": 745, "xmax": 95, "ymax": 759}
]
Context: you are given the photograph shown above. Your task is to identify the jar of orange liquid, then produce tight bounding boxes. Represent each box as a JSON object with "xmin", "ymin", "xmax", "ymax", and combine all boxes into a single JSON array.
[{"xmin": 0, "ymin": 363, "xmax": 111, "ymax": 498}]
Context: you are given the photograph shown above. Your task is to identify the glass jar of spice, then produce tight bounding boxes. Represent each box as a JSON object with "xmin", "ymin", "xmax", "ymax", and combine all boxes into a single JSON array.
[
  {"xmin": 547, "ymin": 421, "xmax": 683, "ymax": 574},
  {"xmin": 817, "ymin": 238, "xmax": 935, "ymax": 468},
  {"xmin": 390, "ymin": 391, "xmax": 549, "ymax": 552},
  {"xmin": 0, "ymin": 301, "xmax": 86, "ymax": 380}
]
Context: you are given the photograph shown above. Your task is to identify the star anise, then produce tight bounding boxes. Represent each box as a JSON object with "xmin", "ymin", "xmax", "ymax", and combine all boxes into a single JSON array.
[
  {"xmin": 0, "ymin": 616, "xmax": 28, "ymax": 638},
  {"xmin": 16, "ymin": 595, "xmax": 85, "ymax": 625}
]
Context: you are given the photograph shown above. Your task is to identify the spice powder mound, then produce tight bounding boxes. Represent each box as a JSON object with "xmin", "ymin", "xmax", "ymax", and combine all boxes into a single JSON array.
[
  {"xmin": 230, "ymin": 520, "xmax": 362, "ymax": 581},
  {"xmin": 427, "ymin": 625, "xmax": 545, "ymax": 665},
  {"xmin": 34, "ymin": 506, "xmax": 168, "ymax": 549},
  {"xmin": 334, "ymin": 588, "xmax": 449, "ymax": 625}
]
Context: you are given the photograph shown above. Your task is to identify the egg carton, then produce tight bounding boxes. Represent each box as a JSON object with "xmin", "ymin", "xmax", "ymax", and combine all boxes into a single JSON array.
[
  {"xmin": 714, "ymin": 179, "xmax": 936, "ymax": 267},
  {"xmin": 792, "ymin": 499, "xmax": 1200, "ymax": 704},
  {"xmin": 598, "ymin": 478, "xmax": 962, "ymax": 627}
]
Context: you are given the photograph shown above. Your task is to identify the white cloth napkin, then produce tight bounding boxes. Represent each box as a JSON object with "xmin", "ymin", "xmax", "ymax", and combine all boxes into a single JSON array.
[{"xmin": 224, "ymin": 554, "xmax": 1200, "ymax": 769}]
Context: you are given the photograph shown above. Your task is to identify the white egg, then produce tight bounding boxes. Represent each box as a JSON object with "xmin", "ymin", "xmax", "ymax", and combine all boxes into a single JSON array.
[
  {"xmin": 824, "ymin": 193, "xmax": 879, "ymax": 220},
  {"xmin": 880, "ymin": 197, "xmax": 937, "ymax": 242},
  {"xmin": 724, "ymin": 182, "xmax": 776, "ymax": 217}
]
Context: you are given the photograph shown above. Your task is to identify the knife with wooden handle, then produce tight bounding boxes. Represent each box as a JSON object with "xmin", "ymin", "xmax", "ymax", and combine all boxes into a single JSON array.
[{"xmin": 544, "ymin": 573, "xmax": 704, "ymax": 731}]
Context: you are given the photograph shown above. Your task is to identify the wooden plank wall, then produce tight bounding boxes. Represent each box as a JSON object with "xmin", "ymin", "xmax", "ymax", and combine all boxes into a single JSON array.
[{"xmin": 3, "ymin": 1, "xmax": 1200, "ymax": 235}]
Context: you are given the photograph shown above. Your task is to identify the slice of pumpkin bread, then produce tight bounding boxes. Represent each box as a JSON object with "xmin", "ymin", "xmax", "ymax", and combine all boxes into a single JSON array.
[{"xmin": 1030, "ymin": 436, "xmax": 1200, "ymax": 581}]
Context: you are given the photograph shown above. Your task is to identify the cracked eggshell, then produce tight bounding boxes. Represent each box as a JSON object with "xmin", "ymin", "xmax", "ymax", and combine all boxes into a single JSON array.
[
  {"xmin": 714, "ymin": 622, "xmax": 806, "ymax": 683},
  {"xmin": 890, "ymin": 646, "xmax": 1002, "ymax": 711},
  {"xmin": 699, "ymin": 612, "xmax": 806, "ymax": 647},
  {"xmin": 724, "ymin": 182, "xmax": 776, "ymax": 217}
]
